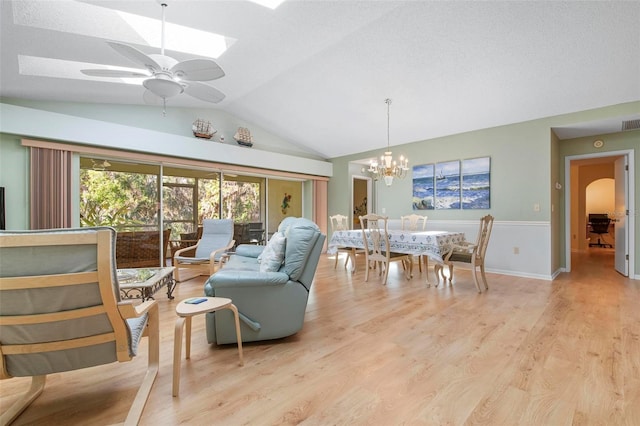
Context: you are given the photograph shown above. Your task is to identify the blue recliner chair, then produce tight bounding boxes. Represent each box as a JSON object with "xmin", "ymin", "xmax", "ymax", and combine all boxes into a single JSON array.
[{"xmin": 204, "ymin": 217, "xmax": 325, "ymax": 344}]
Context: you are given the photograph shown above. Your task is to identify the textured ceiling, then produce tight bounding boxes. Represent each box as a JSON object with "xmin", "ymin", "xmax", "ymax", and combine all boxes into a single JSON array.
[{"xmin": 1, "ymin": 0, "xmax": 639, "ymax": 159}]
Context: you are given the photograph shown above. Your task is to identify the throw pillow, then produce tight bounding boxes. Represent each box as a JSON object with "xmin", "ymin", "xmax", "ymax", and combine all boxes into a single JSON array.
[
  {"xmin": 259, "ymin": 232, "xmax": 286, "ymax": 272},
  {"xmin": 258, "ymin": 232, "xmax": 280, "ymax": 262}
]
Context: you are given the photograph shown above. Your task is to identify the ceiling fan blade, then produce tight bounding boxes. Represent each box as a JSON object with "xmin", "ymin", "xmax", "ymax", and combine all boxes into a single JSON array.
[
  {"xmin": 107, "ymin": 41, "xmax": 162, "ymax": 72},
  {"xmin": 170, "ymin": 59, "xmax": 225, "ymax": 81},
  {"xmin": 184, "ymin": 82, "xmax": 226, "ymax": 103},
  {"xmin": 143, "ymin": 89, "xmax": 163, "ymax": 105},
  {"xmin": 81, "ymin": 69, "xmax": 148, "ymax": 78}
]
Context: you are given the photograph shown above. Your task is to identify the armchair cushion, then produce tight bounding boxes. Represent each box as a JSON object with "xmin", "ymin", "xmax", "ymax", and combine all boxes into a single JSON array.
[
  {"xmin": 259, "ymin": 232, "xmax": 286, "ymax": 272},
  {"xmin": 236, "ymin": 244, "xmax": 264, "ymax": 258},
  {"xmin": 281, "ymin": 220, "xmax": 321, "ymax": 281}
]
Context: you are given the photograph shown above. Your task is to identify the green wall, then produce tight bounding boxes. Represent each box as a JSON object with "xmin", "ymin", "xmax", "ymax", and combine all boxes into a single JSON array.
[
  {"xmin": 331, "ymin": 117, "xmax": 552, "ymax": 222},
  {"xmin": 0, "ymin": 133, "xmax": 29, "ymax": 229}
]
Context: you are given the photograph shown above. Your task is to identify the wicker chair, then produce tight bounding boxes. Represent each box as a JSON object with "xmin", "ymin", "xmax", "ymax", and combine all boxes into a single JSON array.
[{"xmin": 116, "ymin": 229, "xmax": 171, "ymax": 268}]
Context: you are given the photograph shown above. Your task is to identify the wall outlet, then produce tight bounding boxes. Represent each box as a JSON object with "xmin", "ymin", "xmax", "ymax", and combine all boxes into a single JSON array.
[
  {"xmin": 382, "ymin": 207, "xmax": 386, "ymax": 214},
  {"xmin": 534, "ymin": 203, "xmax": 540, "ymax": 212},
  {"xmin": 513, "ymin": 247, "xmax": 520, "ymax": 255}
]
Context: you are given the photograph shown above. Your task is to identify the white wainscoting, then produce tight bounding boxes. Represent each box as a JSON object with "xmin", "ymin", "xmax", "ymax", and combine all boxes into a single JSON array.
[{"xmin": 388, "ymin": 219, "xmax": 552, "ymax": 281}]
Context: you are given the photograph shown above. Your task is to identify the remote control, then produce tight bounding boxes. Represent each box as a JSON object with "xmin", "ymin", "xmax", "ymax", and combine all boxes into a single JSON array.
[{"xmin": 185, "ymin": 297, "xmax": 207, "ymax": 304}]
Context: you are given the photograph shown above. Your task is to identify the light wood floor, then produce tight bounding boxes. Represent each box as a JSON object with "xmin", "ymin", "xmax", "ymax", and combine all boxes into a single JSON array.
[{"xmin": 2, "ymin": 248, "xmax": 639, "ymax": 425}]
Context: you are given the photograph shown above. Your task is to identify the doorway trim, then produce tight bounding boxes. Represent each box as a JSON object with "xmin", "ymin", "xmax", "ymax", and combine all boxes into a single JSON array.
[
  {"xmin": 351, "ymin": 175, "xmax": 372, "ymax": 228},
  {"xmin": 564, "ymin": 149, "xmax": 635, "ymax": 278}
]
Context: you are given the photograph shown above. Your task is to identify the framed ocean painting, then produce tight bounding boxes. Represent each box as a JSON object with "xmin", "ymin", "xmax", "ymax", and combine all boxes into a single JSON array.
[
  {"xmin": 461, "ymin": 157, "xmax": 490, "ymax": 209},
  {"xmin": 412, "ymin": 164, "xmax": 434, "ymax": 210},
  {"xmin": 435, "ymin": 161, "xmax": 460, "ymax": 209}
]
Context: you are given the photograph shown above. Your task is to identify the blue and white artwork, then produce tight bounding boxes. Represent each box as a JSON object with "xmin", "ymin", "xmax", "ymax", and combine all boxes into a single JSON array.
[
  {"xmin": 412, "ymin": 164, "xmax": 434, "ymax": 210},
  {"xmin": 461, "ymin": 157, "xmax": 490, "ymax": 209},
  {"xmin": 435, "ymin": 161, "xmax": 461, "ymax": 209}
]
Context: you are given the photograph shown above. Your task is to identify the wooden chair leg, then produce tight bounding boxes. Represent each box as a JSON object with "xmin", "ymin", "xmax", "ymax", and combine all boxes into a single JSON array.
[
  {"xmin": 471, "ymin": 266, "xmax": 483, "ymax": 293},
  {"xmin": 0, "ymin": 375, "xmax": 46, "ymax": 426},
  {"xmin": 364, "ymin": 258, "xmax": 370, "ymax": 282},
  {"xmin": 382, "ymin": 261, "xmax": 390, "ymax": 285},
  {"xmin": 480, "ymin": 263, "xmax": 489, "ymax": 290},
  {"xmin": 125, "ymin": 304, "xmax": 159, "ymax": 425},
  {"xmin": 433, "ymin": 264, "xmax": 442, "ymax": 287},
  {"xmin": 447, "ymin": 264, "xmax": 454, "ymax": 283},
  {"xmin": 404, "ymin": 258, "xmax": 413, "ymax": 280}
]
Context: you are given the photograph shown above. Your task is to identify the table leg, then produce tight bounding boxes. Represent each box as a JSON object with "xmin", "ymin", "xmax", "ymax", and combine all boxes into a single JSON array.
[
  {"xmin": 166, "ymin": 274, "xmax": 176, "ymax": 300},
  {"xmin": 172, "ymin": 316, "xmax": 185, "ymax": 397},
  {"xmin": 423, "ymin": 256, "xmax": 431, "ymax": 287},
  {"xmin": 185, "ymin": 316, "xmax": 192, "ymax": 359},
  {"xmin": 349, "ymin": 248, "xmax": 357, "ymax": 273},
  {"xmin": 228, "ymin": 304, "xmax": 244, "ymax": 366}
]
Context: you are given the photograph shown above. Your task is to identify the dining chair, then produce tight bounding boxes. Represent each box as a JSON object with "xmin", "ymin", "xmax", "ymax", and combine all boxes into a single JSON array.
[
  {"xmin": 359, "ymin": 213, "xmax": 413, "ymax": 285},
  {"xmin": 0, "ymin": 227, "xmax": 159, "ymax": 426},
  {"xmin": 400, "ymin": 214, "xmax": 428, "ymax": 272},
  {"xmin": 329, "ymin": 214, "xmax": 364, "ymax": 271},
  {"xmin": 438, "ymin": 214, "xmax": 494, "ymax": 293},
  {"xmin": 173, "ymin": 219, "xmax": 235, "ymax": 282}
]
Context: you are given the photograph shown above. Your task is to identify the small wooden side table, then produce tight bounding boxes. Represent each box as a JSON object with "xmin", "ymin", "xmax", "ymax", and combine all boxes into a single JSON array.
[{"xmin": 172, "ymin": 297, "xmax": 244, "ymax": 397}]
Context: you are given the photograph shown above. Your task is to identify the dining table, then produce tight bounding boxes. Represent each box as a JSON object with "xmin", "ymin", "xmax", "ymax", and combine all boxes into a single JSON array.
[{"xmin": 327, "ymin": 229, "xmax": 465, "ymax": 285}]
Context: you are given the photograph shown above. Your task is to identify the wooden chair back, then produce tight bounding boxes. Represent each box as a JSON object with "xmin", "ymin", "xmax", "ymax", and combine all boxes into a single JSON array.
[
  {"xmin": 329, "ymin": 214, "xmax": 349, "ymax": 232},
  {"xmin": 475, "ymin": 214, "xmax": 494, "ymax": 262},
  {"xmin": 401, "ymin": 214, "xmax": 427, "ymax": 231},
  {"xmin": 359, "ymin": 213, "xmax": 412, "ymax": 284},
  {"xmin": 359, "ymin": 213, "xmax": 390, "ymax": 263}
]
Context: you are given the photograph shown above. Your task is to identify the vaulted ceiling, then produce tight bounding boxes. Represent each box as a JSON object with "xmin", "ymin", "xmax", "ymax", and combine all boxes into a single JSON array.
[{"xmin": 1, "ymin": 0, "xmax": 639, "ymax": 159}]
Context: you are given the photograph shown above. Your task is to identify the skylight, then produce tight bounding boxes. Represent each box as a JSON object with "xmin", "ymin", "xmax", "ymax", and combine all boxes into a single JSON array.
[
  {"xmin": 12, "ymin": 1, "xmax": 235, "ymax": 59},
  {"xmin": 248, "ymin": 0, "xmax": 287, "ymax": 10}
]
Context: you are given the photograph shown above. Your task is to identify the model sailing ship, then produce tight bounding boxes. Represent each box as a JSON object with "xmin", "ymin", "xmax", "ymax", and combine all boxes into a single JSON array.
[
  {"xmin": 192, "ymin": 119, "xmax": 216, "ymax": 139},
  {"xmin": 234, "ymin": 127, "xmax": 253, "ymax": 147}
]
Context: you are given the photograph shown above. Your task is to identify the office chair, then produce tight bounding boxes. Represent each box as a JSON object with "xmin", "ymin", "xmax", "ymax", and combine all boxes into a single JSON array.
[{"xmin": 588, "ymin": 214, "xmax": 613, "ymax": 248}]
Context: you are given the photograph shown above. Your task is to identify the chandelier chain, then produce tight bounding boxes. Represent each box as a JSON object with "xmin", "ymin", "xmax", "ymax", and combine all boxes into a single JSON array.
[
  {"xmin": 386, "ymin": 98, "xmax": 391, "ymax": 150},
  {"xmin": 364, "ymin": 98, "xmax": 408, "ymax": 186}
]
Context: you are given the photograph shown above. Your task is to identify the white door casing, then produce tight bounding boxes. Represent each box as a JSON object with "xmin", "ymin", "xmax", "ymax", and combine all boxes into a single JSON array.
[{"xmin": 614, "ymin": 156, "xmax": 628, "ymax": 276}]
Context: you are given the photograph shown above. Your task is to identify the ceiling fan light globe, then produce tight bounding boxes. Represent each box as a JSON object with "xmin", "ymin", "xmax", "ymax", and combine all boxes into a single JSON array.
[{"xmin": 143, "ymin": 77, "xmax": 184, "ymax": 98}]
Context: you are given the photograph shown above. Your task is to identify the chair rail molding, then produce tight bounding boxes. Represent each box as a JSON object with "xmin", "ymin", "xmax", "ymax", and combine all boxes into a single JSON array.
[{"xmin": 387, "ymin": 219, "xmax": 553, "ymax": 281}]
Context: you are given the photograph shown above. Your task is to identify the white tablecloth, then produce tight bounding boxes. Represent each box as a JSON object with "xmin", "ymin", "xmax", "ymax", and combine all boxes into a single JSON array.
[{"xmin": 328, "ymin": 230, "xmax": 465, "ymax": 264}]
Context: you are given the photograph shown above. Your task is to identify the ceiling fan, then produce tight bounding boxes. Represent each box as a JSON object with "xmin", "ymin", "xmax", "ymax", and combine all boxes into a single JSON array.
[
  {"xmin": 81, "ymin": 2, "xmax": 225, "ymax": 108},
  {"xmin": 91, "ymin": 159, "xmax": 111, "ymax": 171}
]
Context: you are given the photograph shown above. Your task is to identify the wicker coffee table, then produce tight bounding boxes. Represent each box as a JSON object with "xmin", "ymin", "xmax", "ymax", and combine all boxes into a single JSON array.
[{"xmin": 117, "ymin": 267, "xmax": 176, "ymax": 301}]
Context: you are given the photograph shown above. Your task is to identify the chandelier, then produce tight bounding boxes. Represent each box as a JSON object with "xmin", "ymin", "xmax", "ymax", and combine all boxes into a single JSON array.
[{"xmin": 367, "ymin": 98, "xmax": 409, "ymax": 186}]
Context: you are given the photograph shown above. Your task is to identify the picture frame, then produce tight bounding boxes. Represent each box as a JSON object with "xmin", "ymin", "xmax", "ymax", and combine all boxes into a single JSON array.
[
  {"xmin": 461, "ymin": 157, "xmax": 491, "ymax": 209},
  {"xmin": 435, "ymin": 160, "xmax": 460, "ymax": 209},
  {"xmin": 412, "ymin": 164, "xmax": 434, "ymax": 210}
]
